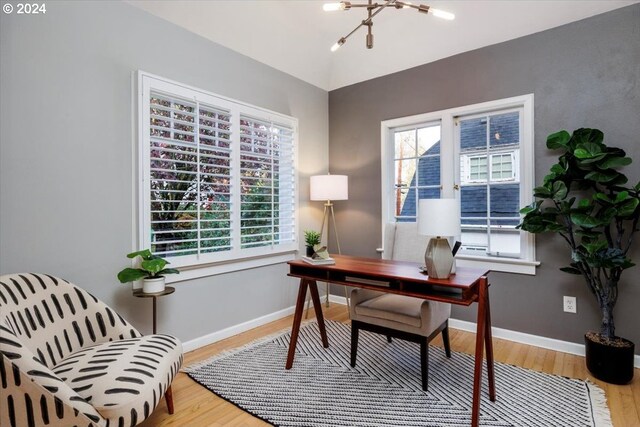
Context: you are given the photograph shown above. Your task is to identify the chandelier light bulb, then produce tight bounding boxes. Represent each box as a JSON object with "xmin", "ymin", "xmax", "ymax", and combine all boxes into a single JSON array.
[
  {"xmin": 331, "ymin": 37, "xmax": 346, "ymax": 52},
  {"xmin": 323, "ymin": 2, "xmax": 345, "ymax": 12},
  {"xmin": 430, "ymin": 8, "xmax": 455, "ymax": 20}
]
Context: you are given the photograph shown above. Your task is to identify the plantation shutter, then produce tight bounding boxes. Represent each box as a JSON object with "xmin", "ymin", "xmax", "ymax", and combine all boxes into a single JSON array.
[
  {"xmin": 148, "ymin": 91, "xmax": 233, "ymax": 257},
  {"xmin": 239, "ymin": 115, "xmax": 296, "ymax": 249}
]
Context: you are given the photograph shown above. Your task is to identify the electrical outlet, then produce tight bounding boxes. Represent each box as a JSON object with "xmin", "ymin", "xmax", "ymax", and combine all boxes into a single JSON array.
[{"xmin": 563, "ymin": 296, "xmax": 577, "ymax": 313}]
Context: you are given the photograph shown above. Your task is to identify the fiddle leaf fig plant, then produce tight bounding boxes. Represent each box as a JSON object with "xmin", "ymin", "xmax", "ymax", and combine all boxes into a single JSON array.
[
  {"xmin": 518, "ymin": 128, "xmax": 640, "ymax": 341},
  {"xmin": 117, "ymin": 249, "xmax": 180, "ymax": 283}
]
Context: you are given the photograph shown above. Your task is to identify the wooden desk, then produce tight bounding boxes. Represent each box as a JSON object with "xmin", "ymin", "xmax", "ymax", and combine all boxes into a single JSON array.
[{"xmin": 286, "ymin": 254, "xmax": 495, "ymax": 427}]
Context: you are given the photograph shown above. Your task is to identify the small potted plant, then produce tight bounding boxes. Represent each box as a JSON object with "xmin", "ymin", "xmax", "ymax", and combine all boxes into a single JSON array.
[
  {"xmin": 304, "ymin": 230, "xmax": 321, "ymax": 257},
  {"xmin": 117, "ymin": 249, "xmax": 179, "ymax": 294}
]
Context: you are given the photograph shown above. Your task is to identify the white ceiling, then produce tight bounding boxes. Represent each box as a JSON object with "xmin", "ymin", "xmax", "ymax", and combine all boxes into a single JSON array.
[{"xmin": 128, "ymin": 0, "xmax": 637, "ymax": 91}]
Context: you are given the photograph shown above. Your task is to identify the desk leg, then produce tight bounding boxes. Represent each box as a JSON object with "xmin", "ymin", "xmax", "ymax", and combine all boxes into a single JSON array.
[
  {"xmin": 286, "ymin": 279, "xmax": 309, "ymax": 369},
  {"xmin": 308, "ymin": 280, "xmax": 329, "ymax": 348},
  {"xmin": 471, "ymin": 277, "xmax": 488, "ymax": 427},
  {"xmin": 484, "ymin": 282, "xmax": 496, "ymax": 402}
]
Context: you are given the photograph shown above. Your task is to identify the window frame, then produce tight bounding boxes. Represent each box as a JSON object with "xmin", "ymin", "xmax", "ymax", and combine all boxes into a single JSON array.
[
  {"xmin": 380, "ymin": 94, "xmax": 538, "ymax": 275},
  {"xmin": 137, "ymin": 71, "xmax": 299, "ymax": 282}
]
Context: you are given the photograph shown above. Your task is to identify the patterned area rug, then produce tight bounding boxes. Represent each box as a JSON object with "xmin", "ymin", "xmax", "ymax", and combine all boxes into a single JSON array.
[{"xmin": 185, "ymin": 321, "xmax": 612, "ymax": 427}]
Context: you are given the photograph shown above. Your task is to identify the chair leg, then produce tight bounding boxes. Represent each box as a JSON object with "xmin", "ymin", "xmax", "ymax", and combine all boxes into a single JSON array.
[
  {"xmin": 165, "ymin": 385, "xmax": 174, "ymax": 414},
  {"xmin": 420, "ymin": 337, "xmax": 429, "ymax": 391},
  {"xmin": 442, "ymin": 325, "xmax": 452, "ymax": 358},
  {"xmin": 387, "ymin": 335, "xmax": 392, "ymax": 343},
  {"xmin": 351, "ymin": 322, "xmax": 359, "ymax": 367}
]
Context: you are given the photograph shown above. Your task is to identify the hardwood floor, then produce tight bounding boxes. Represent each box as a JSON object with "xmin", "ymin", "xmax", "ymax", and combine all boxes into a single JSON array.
[{"xmin": 141, "ymin": 304, "xmax": 640, "ymax": 427}]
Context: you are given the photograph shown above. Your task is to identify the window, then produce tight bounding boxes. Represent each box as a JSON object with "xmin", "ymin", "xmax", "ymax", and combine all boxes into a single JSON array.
[
  {"xmin": 381, "ymin": 95, "xmax": 537, "ymax": 275},
  {"xmin": 393, "ymin": 123, "xmax": 441, "ymax": 222},
  {"xmin": 138, "ymin": 72, "xmax": 298, "ymax": 278}
]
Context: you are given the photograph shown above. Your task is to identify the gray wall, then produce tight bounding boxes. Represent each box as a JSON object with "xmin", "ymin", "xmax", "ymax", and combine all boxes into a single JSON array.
[
  {"xmin": 0, "ymin": 1, "xmax": 329, "ymax": 342},
  {"xmin": 329, "ymin": 4, "xmax": 640, "ymax": 353}
]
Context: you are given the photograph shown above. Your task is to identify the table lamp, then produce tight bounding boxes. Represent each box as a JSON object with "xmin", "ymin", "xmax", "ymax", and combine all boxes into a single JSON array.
[{"xmin": 418, "ymin": 198, "xmax": 461, "ymax": 279}]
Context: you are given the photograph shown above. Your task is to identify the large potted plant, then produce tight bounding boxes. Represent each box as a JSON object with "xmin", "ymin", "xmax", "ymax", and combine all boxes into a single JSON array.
[
  {"xmin": 519, "ymin": 128, "xmax": 639, "ymax": 384},
  {"xmin": 117, "ymin": 249, "xmax": 179, "ymax": 294}
]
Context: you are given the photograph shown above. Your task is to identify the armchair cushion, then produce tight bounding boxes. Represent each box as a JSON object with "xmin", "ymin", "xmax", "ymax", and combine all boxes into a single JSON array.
[
  {"xmin": 52, "ymin": 334, "xmax": 182, "ymax": 423},
  {"xmin": 350, "ymin": 289, "xmax": 451, "ymax": 336}
]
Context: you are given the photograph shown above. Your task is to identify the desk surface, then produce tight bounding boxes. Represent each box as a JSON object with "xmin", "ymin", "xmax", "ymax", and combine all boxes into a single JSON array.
[{"xmin": 288, "ymin": 255, "xmax": 489, "ymax": 306}]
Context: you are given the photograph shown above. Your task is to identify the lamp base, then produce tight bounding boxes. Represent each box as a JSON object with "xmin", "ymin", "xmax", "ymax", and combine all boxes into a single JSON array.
[{"xmin": 425, "ymin": 237, "xmax": 453, "ymax": 279}]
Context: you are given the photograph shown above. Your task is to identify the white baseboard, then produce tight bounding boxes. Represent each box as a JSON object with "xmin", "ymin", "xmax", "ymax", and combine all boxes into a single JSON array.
[
  {"xmin": 182, "ymin": 304, "xmax": 296, "ymax": 353},
  {"xmin": 328, "ymin": 296, "xmax": 640, "ymax": 369},
  {"xmin": 447, "ymin": 318, "xmax": 640, "ymax": 369},
  {"xmin": 183, "ymin": 294, "xmax": 640, "ymax": 369}
]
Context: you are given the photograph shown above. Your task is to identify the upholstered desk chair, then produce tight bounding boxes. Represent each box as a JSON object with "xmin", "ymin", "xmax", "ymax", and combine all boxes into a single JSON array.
[
  {"xmin": 0, "ymin": 273, "xmax": 183, "ymax": 427},
  {"xmin": 349, "ymin": 223, "xmax": 452, "ymax": 391}
]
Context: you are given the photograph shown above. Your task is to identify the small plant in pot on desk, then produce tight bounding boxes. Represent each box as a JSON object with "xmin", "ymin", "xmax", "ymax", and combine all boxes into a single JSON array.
[
  {"xmin": 519, "ymin": 128, "xmax": 639, "ymax": 385},
  {"xmin": 117, "ymin": 249, "xmax": 179, "ymax": 294},
  {"xmin": 304, "ymin": 230, "xmax": 321, "ymax": 257}
]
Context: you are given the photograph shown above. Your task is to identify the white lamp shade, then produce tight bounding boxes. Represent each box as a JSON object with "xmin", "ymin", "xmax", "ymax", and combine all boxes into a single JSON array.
[
  {"xmin": 418, "ymin": 198, "xmax": 461, "ymax": 237},
  {"xmin": 310, "ymin": 175, "xmax": 348, "ymax": 201}
]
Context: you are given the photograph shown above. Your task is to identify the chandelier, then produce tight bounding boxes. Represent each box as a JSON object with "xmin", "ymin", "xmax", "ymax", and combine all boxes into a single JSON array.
[{"xmin": 323, "ymin": 1, "xmax": 455, "ymax": 51}]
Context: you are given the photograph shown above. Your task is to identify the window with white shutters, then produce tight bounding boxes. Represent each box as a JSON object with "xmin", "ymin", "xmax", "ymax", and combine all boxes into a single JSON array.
[
  {"xmin": 139, "ymin": 72, "xmax": 298, "ymax": 274},
  {"xmin": 239, "ymin": 115, "xmax": 295, "ymax": 249}
]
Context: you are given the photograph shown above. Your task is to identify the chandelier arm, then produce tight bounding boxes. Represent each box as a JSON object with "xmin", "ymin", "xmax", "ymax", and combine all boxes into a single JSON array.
[{"xmin": 338, "ymin": 0, "xmax": 394, "ymax": 45}]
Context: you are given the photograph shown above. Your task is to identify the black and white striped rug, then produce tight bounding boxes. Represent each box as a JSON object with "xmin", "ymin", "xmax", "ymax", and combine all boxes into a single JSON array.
[{"xmin": 185, "ymin": 321, "xmax": 612, "ymax": 427}]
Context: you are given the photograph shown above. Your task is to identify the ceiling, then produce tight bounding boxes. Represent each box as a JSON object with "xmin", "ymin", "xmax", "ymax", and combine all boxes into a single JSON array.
[{"xmin": 127, "ymin": 0, "xmax": 637, "ymax": 91}]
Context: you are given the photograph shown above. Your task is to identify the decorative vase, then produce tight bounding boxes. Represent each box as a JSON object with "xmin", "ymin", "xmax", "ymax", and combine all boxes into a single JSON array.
[
  {"xmin": 305, "ymin": 245, "xmax": 314, "ymax": 257},
  {"xmin": 132, "ymin": 280, "xmax": 143, "ymax": 291},
  {"xmin": 143, "ymin": 276, "xmax": 166, "ymax": 294},
  {"xmin": 585, "ymin": 332, "xmax": 634, "ymax": 385}
]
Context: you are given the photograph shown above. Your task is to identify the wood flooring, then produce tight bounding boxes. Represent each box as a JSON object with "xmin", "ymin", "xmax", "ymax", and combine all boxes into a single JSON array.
[{"xmin": 140, "ymin": 304, "xmax": 640, "ymax": 427}]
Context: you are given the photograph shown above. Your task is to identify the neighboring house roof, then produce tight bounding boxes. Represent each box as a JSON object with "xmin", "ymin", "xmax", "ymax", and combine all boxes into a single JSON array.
[{"xmin": 399, "ymin": 112, "xmax": 521, "ymax": 224}]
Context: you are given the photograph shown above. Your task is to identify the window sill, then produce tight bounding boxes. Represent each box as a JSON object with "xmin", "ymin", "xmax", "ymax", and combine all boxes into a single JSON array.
[
  {"xmin": 456, "ymin": 255, "xmax": 539, "ymax": 275},
  {"xmin": 165, "ymin": 250, "xmax": 298, "ymax": 284}
]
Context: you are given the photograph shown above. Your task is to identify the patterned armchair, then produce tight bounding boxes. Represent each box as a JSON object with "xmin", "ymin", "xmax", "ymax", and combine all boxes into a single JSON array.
[{"xmin": 0, "ymin": 273, "xmax": 183, "ymax": 427}]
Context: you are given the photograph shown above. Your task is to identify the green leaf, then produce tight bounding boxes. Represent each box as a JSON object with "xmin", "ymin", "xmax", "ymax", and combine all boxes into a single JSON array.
[
  {"xmin": 117, "ymin": 268, "xmax": 148, "ymax": 283},
  {"xmin": 550, "ymin": 163, "xmax": 566, "ymax": 174},
  {"xmin": 519, "ymin": 202, "xmax": 539, "ymax": 215},
  {"xmin": 570, "ymin": 213, "xmax": 602, "ymax": 228},
  {"xmin": 127, "ymin": 249, "xmax": 153, "ymax": 259},
  {"xmin": 584, "ymin": 240, "xmax": 607, "ymax": 254},
  {"xmin": 615, "ymin": 191, "xmax": 629, "ymax": 203},
  {"xmin": 141, "ymin": 259, "xmax": 168, "ymax": 275},
  {"xmin": 559, "ymin": 266, "xmax": 582, "ymax": 275},
  {"xmin": 578, "ymin": 199, "xmax": 591, "ymax": 209},
  {"xmin": 552, "ymin": 181, "xmax": 568, "ymax": 200},
  {"xmin": 533, "ymin": 186, "xmax": 551, "ymax": 198},
  {"xmin": 617, "ymin": 198, "xmax": 639, "ymax": 217},
  {"xmin": 584, "ymin": 170, "xmax": 619, "ymax": 183},
  {"xmin": 574, "ymin": 142, "xmax": 602, "ymax": 159},
  {"xmin": 158, "ymin": 268, "xmax": 180, "ymax": 276},
  {"xmin": 546, "ymin": 130, "xmax": 570, "ymax": 149},
  {"xmin": 573, "ymin": 128, "xmax": 604, "ymax": 145},
  {"xmin": 598, "ymin": 156, "xmax": 632, "ymax": 169}
]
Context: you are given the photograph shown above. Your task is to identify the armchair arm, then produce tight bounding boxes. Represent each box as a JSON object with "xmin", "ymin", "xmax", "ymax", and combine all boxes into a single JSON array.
[
  {"xmin": 349, "ymin": 288, "xmax": 384, "ymax": 319},
  {"xmin": 1, "ymin": 326, "xmax": 106, "ymax": 427},
  {"xmin": 419, "ymin": 301, "xmax": 452, "ymax": 332}
]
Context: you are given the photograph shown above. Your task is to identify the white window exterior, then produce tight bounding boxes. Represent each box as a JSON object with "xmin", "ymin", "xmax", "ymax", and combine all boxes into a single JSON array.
[
  {"xmin": 381, "ymin": 94, "xmax": 538, "ymax": 275},
  {"xmin": 138, "ymin": 72, "xmax": 298, "ymax": 281}
]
